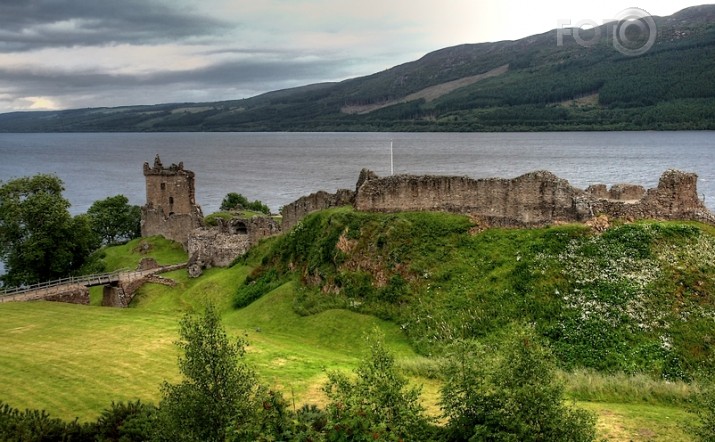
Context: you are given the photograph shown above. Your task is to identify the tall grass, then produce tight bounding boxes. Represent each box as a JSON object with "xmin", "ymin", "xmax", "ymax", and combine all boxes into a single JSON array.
[{"xmin": 562, "ymin": 369, "xmax": 698, "ymax": 406}]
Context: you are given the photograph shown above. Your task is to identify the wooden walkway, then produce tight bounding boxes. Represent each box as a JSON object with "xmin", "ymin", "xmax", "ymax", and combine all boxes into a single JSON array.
[{"xmin": 0, "ymin": 264, "xmax": 186, "ymax": 303}]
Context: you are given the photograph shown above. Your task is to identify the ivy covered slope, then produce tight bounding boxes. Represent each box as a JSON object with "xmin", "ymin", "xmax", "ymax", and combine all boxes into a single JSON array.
[{"xmin": 239, "ymin": 208, "xmax": 715, "ymax": 380}]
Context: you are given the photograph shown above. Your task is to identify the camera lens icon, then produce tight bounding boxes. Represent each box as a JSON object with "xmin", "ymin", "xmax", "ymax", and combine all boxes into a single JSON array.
[{"xmin": 612, "ymin": 7, "xmax": 657, "ymax": 56}]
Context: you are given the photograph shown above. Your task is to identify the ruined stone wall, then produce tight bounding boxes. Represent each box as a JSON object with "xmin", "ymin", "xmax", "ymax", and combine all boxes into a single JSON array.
[
  {"xmin": 188, "ymin": 227, "xmax": 250, "ymax": 271},
  {"xmin": 590, "ymin": 170, "xmax": 714, "ymax": 224},
  {"xmin": 187, "ymin": 216, "xmax": 282, "ymax": 277},
  {"xmin": 141, "ymin": 155, "xmax": 203, "ymax": 247},
  {"xmin": 281, "ymin": 188, "xmax": 355, "ymax": 230},
  {"xmin": 354, "ymin": 170, "xmax": 591, "ymax": 226},
  {"xmin": 352, "ymin": 168, "xmax": 713, "ymax": 226},
  {"xmin": 281, "ymin": 168, "xmax": 713, "ymax": 229}
]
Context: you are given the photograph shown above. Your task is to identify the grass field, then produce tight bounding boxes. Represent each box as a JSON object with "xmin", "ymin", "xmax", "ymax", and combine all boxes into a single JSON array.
[
  {"xmin": 1, "ymin": 264, "xmax": 415, "ymax": 421},
  {"xmin": 0, "ymin": 234, "xmax": 703, "ymax": 440}
]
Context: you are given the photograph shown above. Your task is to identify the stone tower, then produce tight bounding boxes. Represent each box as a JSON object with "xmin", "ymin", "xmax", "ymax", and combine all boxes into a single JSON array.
[{"xmin": 141, "ymin": 155, "xmax": 203, "ymax": 247}]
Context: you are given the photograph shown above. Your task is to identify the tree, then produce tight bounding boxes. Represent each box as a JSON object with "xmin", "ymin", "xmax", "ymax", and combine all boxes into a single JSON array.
[
  {"xmin": 440, "ymin": 325, "xmax": 597, "ymax": 442},
  {"xmin": 220, "ymin": 192, "xmax": 270, "ymax": 215},
  {"xmin": 87, "ymin": 195, "xmax": 141, "ymax": 245},
  {"xmin": 157, "ymin": 304, "xmax": 261, "ymax": 442},
  {"xmin": 323, "ymin": 332, "xmax": 431, "ymax": 440},
  {"xmin": 0, "ymin": 174, "xmax": 98, "ymax": 287}
]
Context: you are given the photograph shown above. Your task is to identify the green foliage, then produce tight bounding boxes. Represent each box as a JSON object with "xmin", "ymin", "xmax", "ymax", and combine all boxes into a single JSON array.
[
  {"xmin": 689, "ymin": 383, "xmax": 715, "ymax": 441},
  {"xmin": 93, "ymin": 400, "xmax": 157, "ymax": 442},
  {"xmin": 562, "ymin": 369, "xmax": 698, "ymax": 407},
  {"xmin": 0, "ymin": 401, "xmax": 93, "ymax": 441},
  {"xmin": 440, "ymin": 326, "xmax": 597, "ymax": 442},
  {"xmin": 322, "ymin": 332, "xmax": 432, "ymax": 440},
  {"xmin": 220, "ymin": 192, "xmax": 270, "ymax": 214},
  {"xmin": 87, "ymin": 194, "xmax": 141, "ymax": 245},
  {"xmin": 157, "ymin": 304, "xmax": 261, "ymax": 442},
  {"xmin": 234, "ymin": 268, "xmax": 286, "ymax": 308},
  {"xmin": 0, "ymin": 174, "xmax": 100, "ymax": 287}
]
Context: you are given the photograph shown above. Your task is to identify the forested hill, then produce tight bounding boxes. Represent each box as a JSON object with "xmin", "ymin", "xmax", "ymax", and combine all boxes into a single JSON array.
[{"xmin": 1, "ymin": 5, "xmax": 715, "ymax": 132}]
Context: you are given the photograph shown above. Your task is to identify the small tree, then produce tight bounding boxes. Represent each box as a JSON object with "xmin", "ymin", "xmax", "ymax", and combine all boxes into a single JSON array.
[
  {"xmin": 87, "ymin": 195, "xmax": 141, "ymax": 245},
  {"xmin": 440, "ymin": 325, "xmax": 597, "ymax": 442},
  {"xmin": 157, "ymin": 304, "xmax": 261, "ymax": 442},
  {"xmin": 323, "ymin": 332, "xmax": 431, "ymax": 440}
]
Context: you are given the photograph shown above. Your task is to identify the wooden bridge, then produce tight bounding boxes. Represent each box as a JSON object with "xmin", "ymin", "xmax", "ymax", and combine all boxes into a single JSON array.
[{"xmin": 0, "ymin": 263, "xmax": 186, "ymax": 304}]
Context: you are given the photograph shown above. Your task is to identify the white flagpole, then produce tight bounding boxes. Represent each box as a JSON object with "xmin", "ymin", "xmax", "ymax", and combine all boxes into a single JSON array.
[{"xmin": 390, "ymin": 140, "xmax": 394, "ymax": 176}]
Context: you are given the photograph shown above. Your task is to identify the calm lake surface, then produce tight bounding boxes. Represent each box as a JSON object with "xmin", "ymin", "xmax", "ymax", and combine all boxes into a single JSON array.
[{"xmin": 0, "ymin": 131, "xmax": 714, "ymax": 215}]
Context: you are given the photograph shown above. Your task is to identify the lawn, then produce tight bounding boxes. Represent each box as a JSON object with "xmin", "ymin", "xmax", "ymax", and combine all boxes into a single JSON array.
[{"xmin": 0, "ymin": 266, "xmax": 415, "ymax": 421}]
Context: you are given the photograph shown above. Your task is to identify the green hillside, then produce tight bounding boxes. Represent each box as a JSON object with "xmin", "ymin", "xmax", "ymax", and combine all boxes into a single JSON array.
[
  {"xmin": 0, "ymin": 5, "xmax": 714, "ymax": 132},
  {"xmin": 241, "ymin": 209, "xmax": 715, "ymax": 380},
  {"xmin": 1, "ymin": 213, "xmax": 714, "ymax": 440}
]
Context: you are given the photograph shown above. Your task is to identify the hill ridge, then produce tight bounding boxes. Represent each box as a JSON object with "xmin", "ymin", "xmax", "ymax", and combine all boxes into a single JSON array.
[{"xmin": 0, "ymin": 4, "xmax": 714, "ymax": 131}]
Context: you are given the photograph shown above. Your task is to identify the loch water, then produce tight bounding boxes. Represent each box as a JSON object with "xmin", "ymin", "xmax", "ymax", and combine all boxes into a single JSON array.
[{"xmin": 0, "ymin": 131, "xmax": 714, "ymax": 215}]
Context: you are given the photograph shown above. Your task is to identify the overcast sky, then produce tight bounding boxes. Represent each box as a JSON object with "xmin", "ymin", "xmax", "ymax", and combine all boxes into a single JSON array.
[{"xmin": 0, "ymin": 0, "xmax": 707, "ymax": 113}]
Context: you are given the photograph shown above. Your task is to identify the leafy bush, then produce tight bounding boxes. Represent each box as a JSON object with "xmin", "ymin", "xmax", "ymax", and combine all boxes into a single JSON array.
[
  {"xmin": 689, "ymin": 382, "xmax": 715, "ymax": 441},
  {"xmin": 93, "ymin": 400, "xmax": 156, "ymax": 442},
  {"xmin": 323, "ymin": 333, "xmax": 433, "ymax": 440},
  {"xmin": 220, "ymin": 192, "xmax": 270, "ymax": 214},
  {"xmin": 440, "ymin": 326, "xmax": 597, "ymax": 442},
  {"xmin": 0, "ymin": 401, "xmax": 93, "ymax": 441},
  {"xmin": 234, "ymin": 268, "xmax": 287, "ymax": 308}
]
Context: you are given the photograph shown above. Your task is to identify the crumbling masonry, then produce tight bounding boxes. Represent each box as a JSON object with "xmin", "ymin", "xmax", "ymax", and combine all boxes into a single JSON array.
[
  {"xmin": 141, "ymin": 155, "xmax": 204, "ymax": 248},
  {"xmin": 282, "ymin": 168, "xmax": 714, "ymax": 229},
  {"xmin": 141, "ymin": 158, "xmax": 714, "ymax": 275}
]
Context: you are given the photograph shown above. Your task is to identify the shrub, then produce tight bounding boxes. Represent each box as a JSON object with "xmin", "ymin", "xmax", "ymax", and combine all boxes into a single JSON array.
[
  {"xmin": 440, "ymin": 325, "xmax": 597, "ymax": 442},
  {"xmin": 93, "ymin": 400, "xmax": 157, "ymax": 442},
  {"xmin": 220, "ymin": 192, "xmax": 270, "ymax": 214},
  {"xmin": 689, "ymin": 382, "xmax": 715, "ymax": 441},
  {"xmin": 0, "ymin": 401, "xmax": 93, "ymax": 441},
  {"xmin": 323, "ymin": 333, "xmax": 432, "ymax": 440}
]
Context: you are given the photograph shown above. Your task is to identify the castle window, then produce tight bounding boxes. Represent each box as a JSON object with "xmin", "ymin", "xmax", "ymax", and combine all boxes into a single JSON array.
[
  {"xmin": 169, "ymin": 196, "xmax": 174, "ymax": 205},
  {"xmin": 161, "ymin": 182, "xmax": 166, "ymax": 190}
]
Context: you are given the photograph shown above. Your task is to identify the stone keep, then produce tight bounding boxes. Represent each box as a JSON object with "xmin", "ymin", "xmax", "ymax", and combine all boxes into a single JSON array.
[{"xmin": 141, "ymin": 155, "xmax": 203, "ymax": 247}]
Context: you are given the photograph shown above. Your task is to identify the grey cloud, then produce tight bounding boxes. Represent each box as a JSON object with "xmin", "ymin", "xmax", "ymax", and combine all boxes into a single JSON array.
[
  {"xmin": 0, "ymin": 0, "xmax": 233, "ymax": 52},
  {"xmin": 0, "ymin": 56, "xmax": 353, "ymax": 106}
]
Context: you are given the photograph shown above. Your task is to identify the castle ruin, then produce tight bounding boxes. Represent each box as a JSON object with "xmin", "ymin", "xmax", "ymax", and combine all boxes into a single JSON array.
[
  {"xmin": 141, "ymin": 155, "xmax": 204, "ymax": 247},
  {"xmin": 282, "ymin": 168, "xmax": 715, "ymax": 229},
  {"xmin": 140, "ymin": 157, "xmax": 714, "ymax": 276}
]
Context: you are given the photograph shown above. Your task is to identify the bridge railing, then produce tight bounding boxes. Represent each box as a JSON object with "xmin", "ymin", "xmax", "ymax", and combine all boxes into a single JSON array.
[{"xmin": 0, "ymin": 268, "xmax": 132, "ymax": 297}]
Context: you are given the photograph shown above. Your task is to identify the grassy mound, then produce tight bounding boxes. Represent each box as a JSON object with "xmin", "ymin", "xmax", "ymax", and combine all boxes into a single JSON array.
[{"xmin": 238, "ymin": 208, "xmax": 715, "ymax": 379}]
